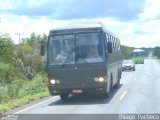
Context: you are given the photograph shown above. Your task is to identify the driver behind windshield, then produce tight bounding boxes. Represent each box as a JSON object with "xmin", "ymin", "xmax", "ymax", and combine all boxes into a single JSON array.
[{"xmin": 55, "ymin": 45, "xmax": 74, "ymax": 63}]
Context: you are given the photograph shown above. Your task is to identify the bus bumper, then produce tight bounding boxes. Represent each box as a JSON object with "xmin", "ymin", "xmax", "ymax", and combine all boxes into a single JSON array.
[{"xmin": 48, "ymin": 83, "xmax": 108, "ymax": 95}]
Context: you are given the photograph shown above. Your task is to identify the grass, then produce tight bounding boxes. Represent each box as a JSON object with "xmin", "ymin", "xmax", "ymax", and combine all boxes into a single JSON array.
[
  {"xmin": 0, "ymin": 90, "xmax": 50, "ymax": 113},
  {"xmin": 0, "ymin": 72, "xmax": 49, "ymax": 113}
]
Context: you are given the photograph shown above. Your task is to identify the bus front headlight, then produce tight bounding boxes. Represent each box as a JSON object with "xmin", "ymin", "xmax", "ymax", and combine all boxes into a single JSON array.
[
  {"xmin": 94, "ymin": 77, "xmax": 105, "ymax": 83},
  {"xmin": 98, "ymin": 77, "xmax": 104, "ymax": 83},
  {"xmin": 50, "ymin": 79, "xmax": 56, "ymax": 84},
  {"xmin": 49, "ymin": 79, "xmax": 60, "ymax": 84}
]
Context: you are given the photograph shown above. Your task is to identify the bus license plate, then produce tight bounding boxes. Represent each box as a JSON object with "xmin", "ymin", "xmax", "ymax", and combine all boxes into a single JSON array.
[{"xmin": 72, "ymin": 89, "xmax": 82, "ymax": 93}]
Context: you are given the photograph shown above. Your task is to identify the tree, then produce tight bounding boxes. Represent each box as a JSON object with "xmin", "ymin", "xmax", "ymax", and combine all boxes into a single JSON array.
[
  {"xmin": 16, "ymin": 33, "xmax": 47, "ymax": 78},
  {"xmin": 121, "ymin": 45, "xmax": 134, "ymax": 59},
  {"xmin": 153, "ymin": 46, "xmax": 160, "ymax": 58},
  {"xmin": 0, "ymin": 33, "xmax": 14, "ymax": 63},
  {"xmin": 0, "ymin": 33, "xmax": 18, "ymax": 83}
]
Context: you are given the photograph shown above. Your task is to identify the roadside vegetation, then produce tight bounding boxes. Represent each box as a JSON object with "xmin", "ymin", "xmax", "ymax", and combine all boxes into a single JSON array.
[
  {"xmin": 0, "ymin": 33, "xmax": 49, "ymax": 112},
  {"xmin": 153, "ymin": 46, "xmax": 160, "ymax": 59},
  {"xmin": 121, "ymin": 45, "xmax": 134, "ymax": 60}
]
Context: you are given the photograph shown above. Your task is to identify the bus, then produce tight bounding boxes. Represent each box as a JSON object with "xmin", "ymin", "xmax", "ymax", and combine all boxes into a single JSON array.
[
  {"xmin": 132, "ymin": 49, "xmax": 144, "ymax": 64},
  {"xmin": 41, "ymin": 23, "xmax": 122, "ymax": 100}
]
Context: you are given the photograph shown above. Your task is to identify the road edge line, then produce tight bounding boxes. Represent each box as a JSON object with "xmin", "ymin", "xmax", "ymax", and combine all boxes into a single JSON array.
[{"xmin": 14, "ymin": 96, "xmax": 59, "ymax": 114}]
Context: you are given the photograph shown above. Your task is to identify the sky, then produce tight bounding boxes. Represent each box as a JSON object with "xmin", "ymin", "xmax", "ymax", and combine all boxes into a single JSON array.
[{"xmin": 0, "ymin": 0, "xmax": 160, "ymax": 48}]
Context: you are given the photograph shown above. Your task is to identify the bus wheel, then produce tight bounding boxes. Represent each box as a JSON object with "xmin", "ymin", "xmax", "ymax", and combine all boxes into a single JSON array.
[
  {"xmin": 108, "ymin": 79, "xmax": 112, "ymax": 96},
  {"xmin": 60, "ymin": 94, "xmax": 68, "ymax": 100},
  {"xmin": 115, "ymin": 73, "xmax": 120, "ymax": 89},
  {"xmin": 115, "ymin": 79, "xmax": 120, "ymax": 89},
  {"xmin": 102, "ymin": 79, "xmax": 112, "ymax": 98}
]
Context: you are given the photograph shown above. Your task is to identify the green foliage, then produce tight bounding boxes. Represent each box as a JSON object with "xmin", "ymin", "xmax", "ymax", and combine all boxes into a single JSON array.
[
  {"xmin": 16, "ymin": 44, "xmax": 33, "ymax": 67},
  {"xmin": 0, "ymin": 62, "xmax": 26, "ymax": 84},
  {"xmin": 19, "ymin": 72, "xmax": 47, "ymax": 97},
  {"xmin": 0, "ymin": 32, "xmax": 48, "ymax": 112},
  {"xmin": 16, "ymin": 33, "xmax": 47, "ymax": 78},
  {"xmin": 0, "ymin": 72, "xmax": 47, "ymax": 104},
  {"xmin": 7, "ymin": 79, "xmax": 27, "ymax": 99},
  {"xmin": 0, "ymin": 33, "xmax": 15, "ymax": 63},
  {"xmin": 0, "ymin": 105, "xmax": 9, "ymax": 112},
  {"xmin": 0, "ymin": 86, "xmax": 8, "ymax": 103},
  {"xmin": 0, "ymin": 91, "xmax": 49, "ymax": 112},
  {"xmin": 0, "ymin": 63, "xmax": 17, "ymax": 83},
  {"xmin": 121, "ymin": 45, "xmax": 134, "ymax": 59},
  {"xmin": 24, "ymin": 32, "xmax": 47, "ymax": 47},
  {"xmin": 0, "ymin": 79, "xmax": 26, "ymax": 103},
  {"xmin": 153, "ymin": 46, "xmax": 160, "ymax": 59}
]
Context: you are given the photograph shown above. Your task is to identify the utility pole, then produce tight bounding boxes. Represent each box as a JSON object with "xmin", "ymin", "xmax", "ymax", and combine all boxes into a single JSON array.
[{"xmin": 15, "ymin": 33, "xmax": 24, "ymax": 46}]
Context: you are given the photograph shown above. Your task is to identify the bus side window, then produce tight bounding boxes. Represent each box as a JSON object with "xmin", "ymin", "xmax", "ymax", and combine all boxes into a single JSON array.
[
  {"xmin": 109, "ymin": 35, "xmax": 112, "ymax": 42},
  {"xmin": 117, "ymin": 41, "xmax": 121, "ymax": 51},
  {"xmin": 111, "ymin": 36, "xmax": 115, "ymax": 52},
  {"xmin": 113, "ymin": 38, "xmax": 116, "ymax": 51},
  {"xmin": 115, "ymin": 39, "xmax": 118, "ymax": 52},
  {"xmin": 106, "ymin": 34, "xmax": 109, "ymax": 42}
]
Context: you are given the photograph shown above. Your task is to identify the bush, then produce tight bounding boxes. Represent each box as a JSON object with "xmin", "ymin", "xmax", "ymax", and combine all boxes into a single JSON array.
[
  {"xmin": 121, "ymin": 45, "xmax": 134, "ymax": 59},
  {"xmin": 0, "ymin": 78, "xmax": 27, "ymax": 103},
  {"xmin": 0, "ymin": 63, "xmax": 18, "ymax": 83},
  {"xmin": 153, "ymin": 47, "xmax": 160, "ymax": 59},
  {"xmin": 0, "ymin": 72, "xmax": 47, "ymax": 104},
  {"xmin": 19, "ymin": 72, "xmax": 47, "ymax": 97},
  {"xmin": 7, "ymin": 79, "xmax": 27, "ymax": 99},
  {"xmin": 0, "ymin": 86, "xmax": 9, "ymax": 103}
]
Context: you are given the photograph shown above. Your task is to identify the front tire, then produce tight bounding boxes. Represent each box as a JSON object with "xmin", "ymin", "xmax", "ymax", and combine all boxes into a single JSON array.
[
  {"xmin": 115, "ymin": 71, "xmax": 120, "ymax": 89},
  {"xmin": 115, "ymin": 78, "xmax": 120, "ymax": 89},
  {"xmin": 102, "ymin": 79, "xmax": 112, "ymax": 98}
]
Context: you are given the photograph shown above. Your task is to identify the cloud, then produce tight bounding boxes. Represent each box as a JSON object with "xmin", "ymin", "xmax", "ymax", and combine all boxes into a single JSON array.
[
  {"xmin": 0, "ymin": 0, "xmax": 145, "ymax": 21},
  {"xmin": 0, "ymin": 14, "xmax": 72, "ymax": 44},
  {"xmin": 139, "ymin": 0, "xmax": 160, "ymax": 20},
  {"xmin": 0, "ymin": 0, "xmax": 14, "ymax": 10},
  {"xmin": 1, "ymin": 0, "xmax": 159, "ymax": 47}
]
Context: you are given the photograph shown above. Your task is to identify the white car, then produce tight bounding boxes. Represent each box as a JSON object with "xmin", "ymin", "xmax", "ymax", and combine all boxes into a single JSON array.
[{"xmin": 122, "ymin": 60, "xmax": 135, "ymax": 71}]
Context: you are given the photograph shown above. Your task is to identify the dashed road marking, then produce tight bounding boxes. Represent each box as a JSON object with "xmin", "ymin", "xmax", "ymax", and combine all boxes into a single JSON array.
[{"xmin": 119, "ymin": 91, "xmax": 127, "ymax": 101}]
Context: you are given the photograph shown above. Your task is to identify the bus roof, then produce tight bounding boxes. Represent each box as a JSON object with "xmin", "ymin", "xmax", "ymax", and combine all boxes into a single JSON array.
[
  {"xmin": 50, "ymin": 22, "xmax": 103, "ymax": 30},
  {"xmin": 132, "ymin": 49, "xmax": 143, "ymax": 52},
  {"xmin": 49, "ymin": 22, "xmax": 119, "ymax": 39}
]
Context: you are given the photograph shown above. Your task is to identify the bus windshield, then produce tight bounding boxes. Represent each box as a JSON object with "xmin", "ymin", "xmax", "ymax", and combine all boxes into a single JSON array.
[
  {"xmin": 49, "ymin": 33, "xmax": 104, "ymax": 65},
  {"xmin": 132, "ymin": 52, "xmax": 143, "ymax": 57}
]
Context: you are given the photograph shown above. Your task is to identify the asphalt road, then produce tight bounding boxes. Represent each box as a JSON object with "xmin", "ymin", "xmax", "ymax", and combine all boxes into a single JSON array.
[{"xmin": 7, "ymin": 58, "xmax": 160, "ymax": 120}]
